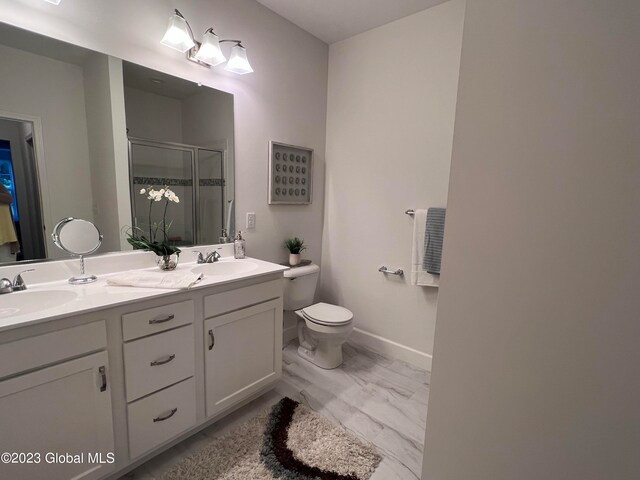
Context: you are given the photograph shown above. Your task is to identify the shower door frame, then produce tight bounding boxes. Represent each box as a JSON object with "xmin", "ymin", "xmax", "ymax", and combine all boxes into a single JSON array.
[{"xmin": 128, "ymin": 137, "xmax": 225, "ymax": 246}]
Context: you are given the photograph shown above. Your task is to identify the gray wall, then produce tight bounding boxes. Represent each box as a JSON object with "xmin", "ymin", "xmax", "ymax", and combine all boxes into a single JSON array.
[
  {"xmin": 423, "ymin": 1, "xmax": 640, "ymax": 479},
  {"xmin": 321, "ymin": 0, "xmax": 465, "ymax": 365}
]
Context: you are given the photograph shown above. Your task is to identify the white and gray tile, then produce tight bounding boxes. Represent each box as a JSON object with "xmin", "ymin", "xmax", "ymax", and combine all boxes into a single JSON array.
[{"xmin": 122, "ymin": 341, "xmax": 430, "ymax": 479}]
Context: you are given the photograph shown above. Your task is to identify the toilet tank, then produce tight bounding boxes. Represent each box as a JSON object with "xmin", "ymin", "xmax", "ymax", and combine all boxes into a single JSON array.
[{"xmin": 282, "ymin": 263, "xmax": 320, "ymax": 311}]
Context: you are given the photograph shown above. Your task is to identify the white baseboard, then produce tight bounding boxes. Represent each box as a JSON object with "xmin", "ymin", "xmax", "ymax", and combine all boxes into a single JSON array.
[{"xmin": 350, "ymin": 328, "xmax": 432, "ymax": 372}]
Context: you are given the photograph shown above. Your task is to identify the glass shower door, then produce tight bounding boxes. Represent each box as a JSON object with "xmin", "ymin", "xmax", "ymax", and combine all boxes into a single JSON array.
[
  {"xmin": 196, "ymin": 149, "xmax": 225, "ymax": 244},
  {"xmin": 129, "ymin": 141, "xmax": 195, "ymax": 246}
]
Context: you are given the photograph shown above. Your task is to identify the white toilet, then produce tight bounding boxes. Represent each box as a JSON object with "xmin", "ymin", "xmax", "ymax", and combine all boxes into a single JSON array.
[{"xmin": 283, "ymin": 264, "xmax": 353, "ymax": 369}]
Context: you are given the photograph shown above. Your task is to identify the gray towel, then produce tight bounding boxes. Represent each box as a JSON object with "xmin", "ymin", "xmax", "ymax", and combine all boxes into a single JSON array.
[{"xmin": 423, "ymin": 208, "xmax": 446, "ymax": 274}]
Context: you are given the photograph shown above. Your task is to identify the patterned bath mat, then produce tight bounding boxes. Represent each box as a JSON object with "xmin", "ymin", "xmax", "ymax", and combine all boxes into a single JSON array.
[{"xmin": 161, "ymin": 397, "xmax": 381, "ymax": 480}]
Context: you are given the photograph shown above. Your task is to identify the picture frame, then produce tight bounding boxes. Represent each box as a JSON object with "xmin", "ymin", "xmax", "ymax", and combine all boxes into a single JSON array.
[{"xmin": 268, "ymin": 141, "xmax": 313, "ymax": 205}]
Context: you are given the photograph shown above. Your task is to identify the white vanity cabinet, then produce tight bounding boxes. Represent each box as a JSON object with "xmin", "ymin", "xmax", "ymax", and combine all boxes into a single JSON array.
[
  {"xmin": 0, "ymin": 324, "xmax": 115, "ymax": 480},
  {"xmin": 121, "ymin": 300, "xmax": 197, "ymax": 459},
  {"xmin": 202, "ymin": 279, "xmax": 283, "ymax": 416},
  {"xmin": 204, "ymin": 299, "xmax": 283, "ymax": 416},
  {"xmin": 0, "ymin": 264, "xmax": 285, "ymax": 480}
]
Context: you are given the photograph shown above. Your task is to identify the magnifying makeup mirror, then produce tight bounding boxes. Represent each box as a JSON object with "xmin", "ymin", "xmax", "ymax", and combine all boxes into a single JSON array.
[{"xmin": 51, "ymin": 217, "xmax": 103, "ymax": 284}]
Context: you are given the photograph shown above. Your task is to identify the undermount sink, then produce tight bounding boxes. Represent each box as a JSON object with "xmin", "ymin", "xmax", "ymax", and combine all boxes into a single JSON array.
[
  {"xmin": 0, "ymin": 290, "xmax": 78, "ymax": 318},
  {"xmin": 191, "ymin": 260, "xmax": 259, "ymax": 276}
]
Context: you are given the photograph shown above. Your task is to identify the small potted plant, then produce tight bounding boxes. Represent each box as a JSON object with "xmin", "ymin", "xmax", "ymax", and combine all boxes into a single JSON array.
[
  {"xmin": 125, "ymin": 186, "xmax": 182, "ymax": 271},
  {"xmin": 284, "ymin": 237, "xmax": 306, "ymax": 266}
]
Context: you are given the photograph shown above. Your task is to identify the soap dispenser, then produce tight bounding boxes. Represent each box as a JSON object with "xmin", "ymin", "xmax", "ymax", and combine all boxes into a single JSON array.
[
  {"xmin": 234, "ymin": 231, "xmax": 246, "ymax": 259},
  {"xmin": 219, "ymin": 228, "xmax": 231, "ymax": 244}
]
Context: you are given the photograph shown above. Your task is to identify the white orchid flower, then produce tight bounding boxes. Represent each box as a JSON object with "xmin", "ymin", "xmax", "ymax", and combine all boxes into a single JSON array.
[{"xmin": 140, "ymin": 188, "xmax": 146, "ymax": 194}]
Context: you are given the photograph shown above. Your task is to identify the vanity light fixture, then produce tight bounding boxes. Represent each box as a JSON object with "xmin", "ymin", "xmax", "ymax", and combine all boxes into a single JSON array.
[
  {"xmin": 225, "ymin": 44, "xmax": 254, "ymax": 74},
  {"xmin": 160, "ymin": 10, "xmax": 196, "ymax": 52},
  {"xmin": 44, "ymin": 0, "xmax": 62, "ymax": 4},
  {"xmin": 193, "ymin": 29, "xmax": 226, "ymax": 66},
  {"xmin": 161, "ymin": 9, "xmax": 253, "ymax": 74}
]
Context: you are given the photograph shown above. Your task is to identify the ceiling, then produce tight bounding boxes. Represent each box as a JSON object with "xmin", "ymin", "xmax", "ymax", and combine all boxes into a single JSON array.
[
  {"xmin": 123, "ymin": 62, "xmax": 205, "ymax": 100},
  {"xmin": 255, "ymin": 0, "xmax": 449, "ymax": 44}
]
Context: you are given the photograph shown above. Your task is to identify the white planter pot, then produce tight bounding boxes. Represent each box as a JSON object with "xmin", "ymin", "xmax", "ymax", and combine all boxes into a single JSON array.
[{"xmin": 289, "ymin": 253, "xmax": 301, "ymax": 266}]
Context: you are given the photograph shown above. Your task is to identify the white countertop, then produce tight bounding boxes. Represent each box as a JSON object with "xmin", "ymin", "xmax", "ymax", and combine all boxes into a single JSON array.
[{"xmin": 0, "ymin": 256, "xmax": 288, "ymax": 333}]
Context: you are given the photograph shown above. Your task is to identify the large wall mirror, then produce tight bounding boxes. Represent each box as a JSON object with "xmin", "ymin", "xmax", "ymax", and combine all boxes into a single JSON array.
[{"xmin": 0, "ymin": 22, "xmax": 235, "ymax": 266}]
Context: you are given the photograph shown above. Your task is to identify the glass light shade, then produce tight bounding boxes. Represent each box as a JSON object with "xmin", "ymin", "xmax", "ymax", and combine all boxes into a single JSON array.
[
  {"xmin": 44, "ymin": 0, "xmax": 62, "ymax": 4},
  {"xmin": 193, "ymin": 31, "xmax": 226, "ymax": 66},
  {"xmin": 224, "ymin": 45, "xmax": 253, "ymax": 74},
  {"xmin": 161, "ymin": 14, "xmax": 196, "ymax": 52}
]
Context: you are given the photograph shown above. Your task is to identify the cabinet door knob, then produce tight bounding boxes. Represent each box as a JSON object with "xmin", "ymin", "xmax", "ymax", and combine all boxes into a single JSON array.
[
  {"xmin": 208, "ymin": 330, "xmax": 215, "ymax": 350},
  {"xmin": 149, "ymin": 314, "xmax": 175, "ymax": 325},
  {"xmin": 153, "ymin": 408, "xmax": 178, "ymax": 423},
  {"xmin": 150, "ymin": 354, "xmax": 176, "ymax": 366},
  {"xmin": 98, "ymin": 366, "xmax": 107, "ymax": 392}
]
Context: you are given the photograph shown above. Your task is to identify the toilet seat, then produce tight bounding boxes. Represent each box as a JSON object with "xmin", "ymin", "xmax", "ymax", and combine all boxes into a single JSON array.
[{"xmin": 302, "ymin": 302, "xmax": 353, "ymax": 327}]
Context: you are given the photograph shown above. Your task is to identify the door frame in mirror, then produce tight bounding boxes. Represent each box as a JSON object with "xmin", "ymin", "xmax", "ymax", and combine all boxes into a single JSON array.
[{"xmin": 0, "ymin": 109, "xmax": 50, "ymax": 261}]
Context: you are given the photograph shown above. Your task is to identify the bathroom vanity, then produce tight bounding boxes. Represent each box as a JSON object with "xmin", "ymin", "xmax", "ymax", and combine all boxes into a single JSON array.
[{"xmin": 0, "ymin": 248, "xmax": 287, "ymax": 480}]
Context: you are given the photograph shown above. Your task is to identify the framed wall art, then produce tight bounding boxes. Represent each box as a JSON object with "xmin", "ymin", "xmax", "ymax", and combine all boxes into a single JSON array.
[{"xmin": 268, "ymin": 141, "xmax": 313, "ymax": 205}]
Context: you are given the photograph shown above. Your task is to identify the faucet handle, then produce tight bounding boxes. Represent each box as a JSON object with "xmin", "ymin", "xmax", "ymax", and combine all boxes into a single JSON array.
[
  {"xmin": 0, "ymin": 278, "xmax": 12, "ymax": 294},
  {"xmin": 193, "ymin": 251, "xmax": 205, "ymax": 264},
  {"xmin": 12, "ymin": 269, "xmax": 35, "ymax": 291}
]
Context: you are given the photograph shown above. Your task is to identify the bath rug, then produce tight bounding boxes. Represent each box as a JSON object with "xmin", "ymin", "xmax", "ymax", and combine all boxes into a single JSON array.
[{"xmin": 160, "ymin": 397, "xmax": 381, "ymax": 480}]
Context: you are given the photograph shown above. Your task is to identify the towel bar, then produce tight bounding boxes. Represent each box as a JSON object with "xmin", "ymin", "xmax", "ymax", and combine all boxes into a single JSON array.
[{"xmin": 378, "ymin": 266, "xmax": 404, "ymax": 276}]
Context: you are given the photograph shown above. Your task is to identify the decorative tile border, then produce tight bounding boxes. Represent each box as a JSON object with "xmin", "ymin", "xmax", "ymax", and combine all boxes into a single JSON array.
[
  {"xmin": 133, "ymin": 176, "xmax": 226, "ymax": 187},
  {"xmin": 199, "ymin": 178, "xmax": 226, "ymax": 187},
  {"xmin": 133, "ymin": 176, "xmax": 192, "ymax": 187}
]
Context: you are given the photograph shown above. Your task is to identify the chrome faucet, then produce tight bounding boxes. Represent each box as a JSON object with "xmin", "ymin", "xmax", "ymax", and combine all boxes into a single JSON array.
[
  {"xmin": 195, "ymin": 250, "xmax": 221, "ymax": 264},
  {"xmin": 0, "ymin": 269, "xmax": 35, "ymax": 294}
]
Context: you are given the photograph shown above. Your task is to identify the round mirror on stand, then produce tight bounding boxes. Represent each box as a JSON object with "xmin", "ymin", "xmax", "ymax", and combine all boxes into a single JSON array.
[{"xmin": 51, "ymin": 218, "xmax": 103, "ymax": 285}]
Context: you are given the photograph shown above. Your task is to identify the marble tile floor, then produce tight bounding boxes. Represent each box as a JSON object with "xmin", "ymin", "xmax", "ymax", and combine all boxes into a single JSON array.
[{"xmin": 122, "ymin": 341, "xmax": 430, "ymax": 480}]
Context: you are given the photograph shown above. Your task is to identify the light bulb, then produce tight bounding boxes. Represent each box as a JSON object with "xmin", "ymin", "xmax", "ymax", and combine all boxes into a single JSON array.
[
  {"xmin": 224, "ymin": 44, "xmax": 253, "ymax": 75},
  {"xmin": 193, "ymin": 30, "xmax": 226, "ymax": 66},
  {"xmin": 161, "ymin": 12, "xmax": 195, "ymax": 53}
]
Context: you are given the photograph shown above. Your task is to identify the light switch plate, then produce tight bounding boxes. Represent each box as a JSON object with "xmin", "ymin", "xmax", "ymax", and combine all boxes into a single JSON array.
[{"xmin": 246, "ymin": 212, "xmax": 256, "ymax": 229}]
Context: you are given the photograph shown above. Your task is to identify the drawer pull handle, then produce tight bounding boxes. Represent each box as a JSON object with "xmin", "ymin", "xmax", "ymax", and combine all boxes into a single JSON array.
[
  {"xmin": 153, "ymin": 408, "xmax": 178, "ymax": 423},
  {"xmin": 99, "ymin": 366, "xmax": 107, "ymax": 392},
  {"xmin": 150, "ymin": 354, "xmax": 176, "ymax": 366},
  {"xmin": 208, "ymin": 330, "xmax": 215, "ymax": 350},
  {"xmin": 149, "ymin": 314, "xmax": 175, "ymax": 325}
]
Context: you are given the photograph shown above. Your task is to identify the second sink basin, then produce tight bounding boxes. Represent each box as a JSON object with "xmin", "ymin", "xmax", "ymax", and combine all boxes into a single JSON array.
[
  {"xmin": 191, "ymin": 260, "xmax": 259, "ymax": 276},
  {"xmin": 0, "ymin": 290, "xmax": 78, "ymax": 318}
]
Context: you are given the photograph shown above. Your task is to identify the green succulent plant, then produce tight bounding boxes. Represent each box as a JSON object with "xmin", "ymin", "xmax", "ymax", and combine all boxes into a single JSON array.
[{"xmin": 284, "ymin": 237, "xmax": 306, "ymax": 254}]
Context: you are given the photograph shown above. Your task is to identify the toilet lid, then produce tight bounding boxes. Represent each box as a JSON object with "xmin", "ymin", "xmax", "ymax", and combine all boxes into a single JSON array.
[{"xmin": 302, "ymin": 302, "xmax": 353, "ymax": 326}]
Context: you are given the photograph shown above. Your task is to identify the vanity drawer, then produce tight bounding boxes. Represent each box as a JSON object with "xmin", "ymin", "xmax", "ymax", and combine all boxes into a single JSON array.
[
  {"xmin": 122, "ymin": 300, "xmax": 193, "ymax": 341},
  {"xmin": 128, "ymin": 377, "xmax": 196, "ymax": 459},
  {"xmin": 204, "ymin": 279, "xmax": 282, "ymax": 318},
  {"xmin": 0, "ymin": 321, "xmax": 106, "ymax": 379},
  {"xmin": 123, "ymin": 325, "xmax": 194, "ymax": 401}
]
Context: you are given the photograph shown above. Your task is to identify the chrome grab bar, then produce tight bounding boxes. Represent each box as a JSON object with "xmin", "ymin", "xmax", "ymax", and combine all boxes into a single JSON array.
[{"xmin": 378, "ymin": 266, "xmax": 404, "ymax": 276}]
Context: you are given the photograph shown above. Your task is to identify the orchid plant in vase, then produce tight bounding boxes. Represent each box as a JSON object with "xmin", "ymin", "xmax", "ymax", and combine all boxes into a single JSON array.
[{"xmin": 126, "ymin": 186, "xmax": 182, "ymax": 270}]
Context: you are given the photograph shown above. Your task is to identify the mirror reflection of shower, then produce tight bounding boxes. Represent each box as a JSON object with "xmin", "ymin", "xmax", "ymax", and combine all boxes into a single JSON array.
[
  {"xmin": 129, "ymin": 138, "xmax": 230, "ymax": 246},
  {"xmin": 123, "ymin": 60, "xmax": 235, "ymax": 248}
]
